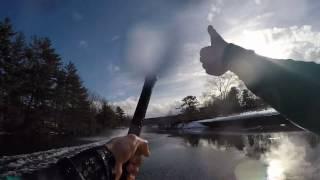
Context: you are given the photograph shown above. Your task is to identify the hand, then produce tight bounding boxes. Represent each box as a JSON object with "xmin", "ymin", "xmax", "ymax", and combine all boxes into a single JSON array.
[
  {"xmin": 106, "ymin": 134, "xmax": 150, "ymax": 180},
  {"xmin": 200, "ymin": 25, "xmax": 229, "ymax": 76}
]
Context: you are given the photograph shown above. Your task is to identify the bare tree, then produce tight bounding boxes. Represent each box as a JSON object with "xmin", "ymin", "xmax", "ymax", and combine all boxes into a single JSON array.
[{"xmin": 204, "ymin": 72, "xmax": 239, "ymax": 100}]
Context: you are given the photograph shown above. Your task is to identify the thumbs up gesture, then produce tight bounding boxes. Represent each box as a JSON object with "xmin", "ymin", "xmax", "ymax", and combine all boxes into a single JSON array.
[{"xmin": 200, "ymin": 25, "xmax": 229, "ymax": 76}]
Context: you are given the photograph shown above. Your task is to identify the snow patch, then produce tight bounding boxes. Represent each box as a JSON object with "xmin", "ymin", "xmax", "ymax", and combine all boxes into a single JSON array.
[{"xmin": 198, "ymin": 109, "xmax": 278, "ymax": 123}]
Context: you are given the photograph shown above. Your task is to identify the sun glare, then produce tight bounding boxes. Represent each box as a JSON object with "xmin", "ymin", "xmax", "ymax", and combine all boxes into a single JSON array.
[
  {"xmin": 267, "ymin": 160, "xmax": 285, "ymax": 180},
  {"xmin": 229, "ymin": 30, "xmax": 289, "ymax": 59}
]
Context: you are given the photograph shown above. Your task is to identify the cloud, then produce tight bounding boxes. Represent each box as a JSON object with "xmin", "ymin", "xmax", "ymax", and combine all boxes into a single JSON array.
[
  {"xmin": 229, "ymin": 25, "xmax": 320, "ymax": 62},
  {"xmin": 107, "ymin": 63, "xmax": 120, "ymax": 73},
  {"xmin": 79, "ymin": 40, "xmax": 88, "ymax": 48},
  {"xmin": 254, "ymin": 0, "xmax": 261, "ymax": 5},
  {"xmin": 207, "ymin": 3, "xmax": 222, "ymax": 22},
  {"xmin": 111, "ymin": 35, "xmax": 120, "ymax": 41},
  {"xmin": 72, "ymin": 11, "xmax": 83, "ymax": 21},
  {"xmin": 112, "ymin": 96, "xmax": 180, "ymax": 118}
]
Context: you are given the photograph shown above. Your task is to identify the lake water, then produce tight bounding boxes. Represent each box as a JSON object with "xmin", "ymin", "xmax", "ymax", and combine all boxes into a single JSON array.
[{"xmin": 1, "ymin": 128, "xmax": 320, "ymax": 180}]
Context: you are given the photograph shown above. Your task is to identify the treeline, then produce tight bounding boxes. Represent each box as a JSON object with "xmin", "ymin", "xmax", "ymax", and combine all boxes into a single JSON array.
[
  {"xmin": 0, "ymin": 18, "xmax": 128, "ymax": 135},
  {"xmin": 171, "ymin": 86, "xmax": 268, "ymax": 127},
  {"xmin": 199, "ymin": 87, "xmax": 267, "ymax": 117}
]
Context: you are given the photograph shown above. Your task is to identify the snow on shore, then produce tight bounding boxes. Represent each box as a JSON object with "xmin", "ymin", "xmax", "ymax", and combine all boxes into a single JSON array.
[{"xmin": 198, "ymin": 109, "xmax": 278, "ymax": 123}]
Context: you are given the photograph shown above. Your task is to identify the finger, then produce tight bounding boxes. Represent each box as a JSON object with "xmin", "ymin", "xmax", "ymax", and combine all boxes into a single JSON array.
[
  {"xmin": 136, "ymin": 139, "xmax": 150, "ymax": 157},
  {"xmin": 208, "ymin": 25, "xmax": 224, "ymax": 46},
  {"xmin": 126, "ymin": 135, "xmax": 149, "ymax": 157},
  {"xmin": 200, "ymin": 47, "xmax": 213, "ymax": 58},
  {"xmin": 126, "ymin": 163, "xmax": 140, "ymax": 175},
  {"xmin": 130, "ymin": 155, "xmax": 143, "ymax": 166},
  {"xmin": 127, "ymin": 174, "xmax": 136, "ymax": 180},
  {"xmin": 208, "ymin": 25, "xmax": 215, "ymax": 46},
  {"xmin": 114, "ymin": 162, "xmax": 123, "ymax": 180}
]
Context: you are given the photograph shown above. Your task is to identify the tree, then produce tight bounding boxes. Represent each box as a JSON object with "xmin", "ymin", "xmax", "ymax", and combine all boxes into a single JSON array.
[
  {"xmin": 177, "ymin": 96, "xmax": 199, "ymax": 126},
  {"xmin": 224, "ymin": 87, "xmax": 241, "ymax": 113},
  {"xmin": 0, "ymin": 18, "xmax": 129, "ymax": 135},
  {"xmin": 96, "ymin": 100, "xmax": 116, "ymax": 128},
  {"xmin": 241, "ymin": 89, "xmax": 269, "ymax": 111},
  {"xmin": 63, "ymin": 62, "xmax": 93, "ymax": 134},
  {"xmin": 115, "ymin": 106, "xmax": 126, "ymax": 125},
  {"xmin": 241, "ymin": 89, "xmax": 257, "ymax": 110},
  {"xmin": 179, "ymin": 96, "xmax": 199, "ymax": 115},
  {"xmin": 0, "ymin": 19, "xmax": 27, "ymax": 130},
  {"xmin": 64, "ymin": 62, "xmax": 90, "ymax": 109},
  {"xmin": 205, "ymin": 72, "xmax": 238, "ymax": 100},
  {"xmin": 20, "ymin": 37, "xmax": 62, "ymax": 132}
]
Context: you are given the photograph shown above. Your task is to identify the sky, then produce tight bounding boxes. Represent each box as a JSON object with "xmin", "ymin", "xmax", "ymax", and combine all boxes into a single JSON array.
[{"xmin": 1, "ymin": 0, "xmax": 320, "ymax": 117}]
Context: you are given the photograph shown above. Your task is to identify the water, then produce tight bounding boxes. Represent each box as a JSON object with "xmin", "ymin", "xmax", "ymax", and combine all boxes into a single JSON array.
[
  {"xmin": 1, "ymin": 128, "xmax": 320, "ymax": 180},
  {"xmin": 139, "ymin": 130, "xmax": 320, "ymax": 180}
]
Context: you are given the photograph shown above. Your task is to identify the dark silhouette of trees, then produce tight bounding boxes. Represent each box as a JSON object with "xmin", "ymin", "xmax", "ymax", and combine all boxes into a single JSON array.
[
  {"xmin": 241, "ymin": 89, "xmax": 269, "ymax": 110},
  {"xmin": 224, "ymin": 86, "xmax": 242, "ymax": 113},
  {"xmin": 241, "ymin": 89, "xmax": 256, "ymax": 109},
  {"xmin": 179, "ymin": 96, "xmax": 199, "ymax": 114},
  {"xmin": 115, "ymin": 106, "xmax": 127, "ymax": 126},
  {"xmin": 1, "ymin": 18, "xmax": 28, "ymax": 131},
  {"xmin": 200, "ymin": 73, "xmax": 269, "ymax": 120},
  {"xmin": 177, "ymin": 96, "xmax": 199, "ymax": 125},
  {"xmin": 0, "ymin": 18, "xmax": 128, "ymax": 135},
  {"xmin": 96, "ymin": 100, "xmax": 116, "ymax": 128},
  {"xmin": 171, "ymin": 84, "xmax": 270, "ymax": 127}
]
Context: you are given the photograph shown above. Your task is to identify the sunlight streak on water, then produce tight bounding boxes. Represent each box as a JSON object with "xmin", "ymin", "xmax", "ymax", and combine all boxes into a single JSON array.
[
  {"xmin": 267, "ymin": 160, "xmax": 285, "ymax": 180},
  {"xmin": 262, "ymin": 133, "xmax": 320, "ymax": 180},
  {"xmin": 178, "ymin": 131, "xmax": 320, "ymax": 180}
]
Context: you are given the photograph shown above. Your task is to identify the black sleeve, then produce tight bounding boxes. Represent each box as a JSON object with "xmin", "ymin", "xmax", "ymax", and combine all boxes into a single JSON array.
[
  {"xmin": 223, "ymin": 43, "xmax": 320, "ymax": 134},
  {"xmin": 56, "ymin": 146, "xmax": 115, "ymax": 180}
]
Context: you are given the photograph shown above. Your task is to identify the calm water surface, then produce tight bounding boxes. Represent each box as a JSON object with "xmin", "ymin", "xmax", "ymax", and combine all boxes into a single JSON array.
[
  {"xmin": 1, "ymin": 128, "xmax": 320, "ymax": 180},
  {"xmin": 139, "ymin": 129, "xmax": 320, "ymax": 180}
]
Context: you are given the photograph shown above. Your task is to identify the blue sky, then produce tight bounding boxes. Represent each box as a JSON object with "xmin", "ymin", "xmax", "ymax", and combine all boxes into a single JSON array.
[
  {"xmin": 0, "ymin": 0, "xmax": 194, "ymax": 96},
  {"xmin": 2, "ymin": 0, "xmax": 320, "ymax": 117}
]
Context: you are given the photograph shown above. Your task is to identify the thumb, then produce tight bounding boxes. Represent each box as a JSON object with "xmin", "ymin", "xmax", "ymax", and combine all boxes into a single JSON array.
[
  {"xmin": 207, "ymin": 25, "xmax": 224, "ymax": 46},
  {"xmin": 136, "ymin": 139, "xmax": 150, "ymax": 157}
]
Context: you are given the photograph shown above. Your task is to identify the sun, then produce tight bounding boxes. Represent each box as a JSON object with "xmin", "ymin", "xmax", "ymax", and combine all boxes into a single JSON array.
[{"xmin": 227, "ymin": 29, "xmax": 289, "ymax": 60}]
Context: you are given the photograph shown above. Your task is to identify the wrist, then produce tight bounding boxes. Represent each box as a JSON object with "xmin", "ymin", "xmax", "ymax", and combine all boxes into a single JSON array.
[
  {"xmin": 222, "ymin": 43, "xmax": 255, "ymax": 72},
  {"xmin": 220, "ymin": 43, "xmax": 230, "ymax": 72}
]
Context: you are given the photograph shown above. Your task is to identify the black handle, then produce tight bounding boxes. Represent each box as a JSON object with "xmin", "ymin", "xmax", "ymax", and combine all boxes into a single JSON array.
[{"xmin": 118, "ymin": 75, "xmax": 157, "ymax": 180}]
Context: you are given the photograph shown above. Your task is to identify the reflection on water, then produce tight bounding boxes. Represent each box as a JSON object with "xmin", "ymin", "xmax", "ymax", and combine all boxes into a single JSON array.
[
  {"xmin": 166, "ymin": 131, "xmax": 320, "ymax": 180},
  {"xmin": 1, "ymin": 129, "xmax": 320, "ymax": 180}
]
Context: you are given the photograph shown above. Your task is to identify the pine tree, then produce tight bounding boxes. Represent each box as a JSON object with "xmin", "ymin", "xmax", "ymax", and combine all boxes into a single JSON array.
[
  {"xmin": 96, "ymin": 100, "xmax": 116, "ymax": 128},
  {"xmin": 63, "ymin": 62, "xmax": 92, "ymax": 134},
  {"xmin": 20, "ymin": 37, "xmax": 62, "ymax": 132},
  {"xmin": 224, "ymin": 87, "xmax": 241, "ymax": 114},
  {"xmin": 241, "ymin": 89, "xmax": 256, "ymax": 110},
  {"xmin": 0, "ymin": 18, "xmax": 26, "ymax": 130},
  {"xmin": 0, "ymin": 18, "xmax": 128, "ymax": 135},
  {"xmin": 115, "ymin": 106, "xmax": 126, "ymax": 125}
]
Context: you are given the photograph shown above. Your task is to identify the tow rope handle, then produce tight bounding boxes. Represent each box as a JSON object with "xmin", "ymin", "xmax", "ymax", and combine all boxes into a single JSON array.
[{"xmin": 119, "ymin": 74, "xmax": 157, "ymax": 180}]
